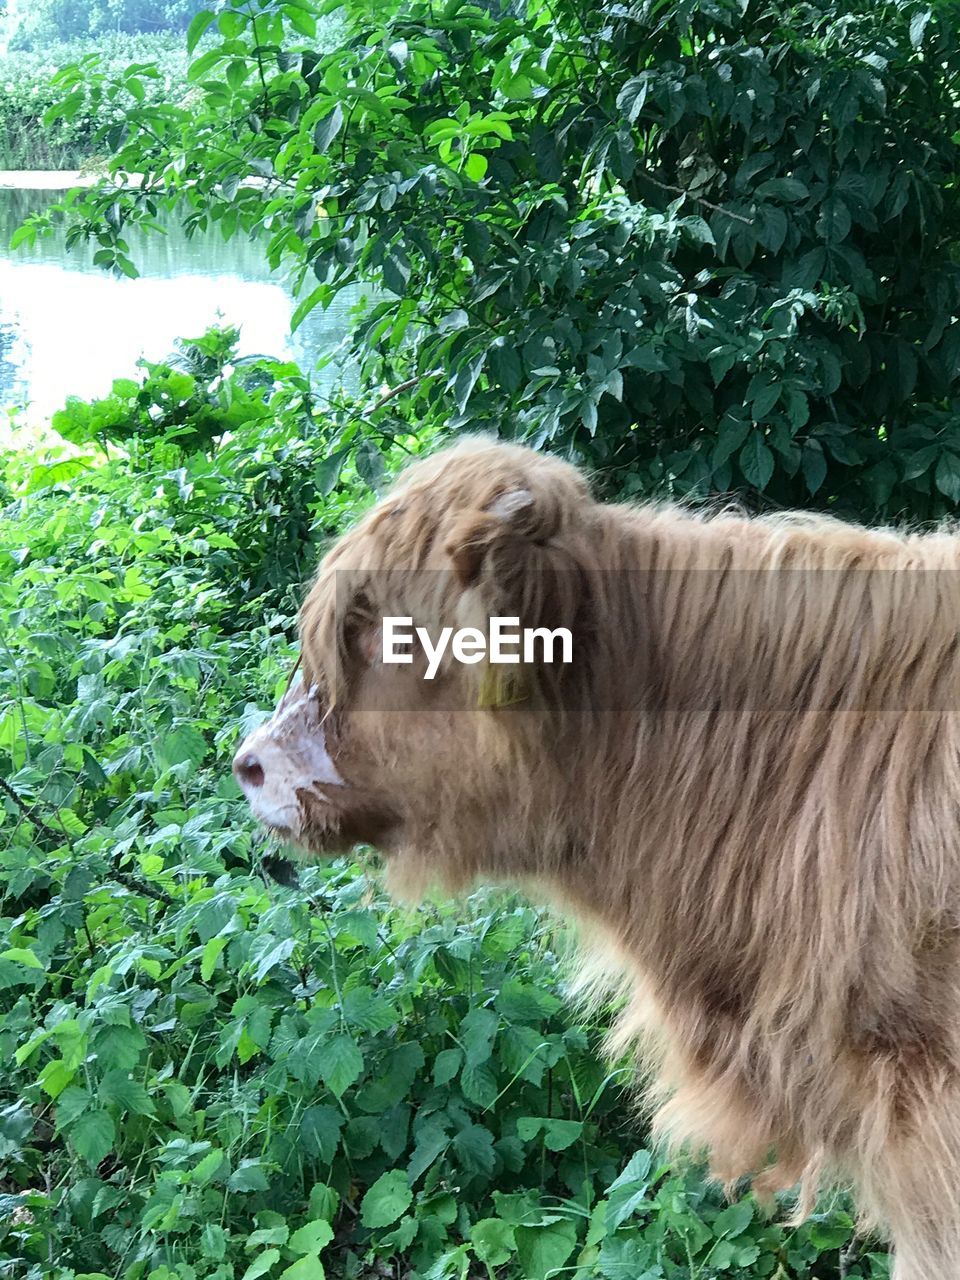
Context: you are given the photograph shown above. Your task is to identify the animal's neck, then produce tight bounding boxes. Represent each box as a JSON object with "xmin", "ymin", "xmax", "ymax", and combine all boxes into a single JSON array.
[{"xmin": 547, "ymin": 503, "xmax": 960, "ymax": 976}]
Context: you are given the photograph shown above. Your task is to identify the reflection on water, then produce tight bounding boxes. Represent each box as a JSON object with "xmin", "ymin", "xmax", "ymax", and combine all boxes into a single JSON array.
[{"xmin": 0, "ymin": 188, "xmax": 362, "ymax": 420}]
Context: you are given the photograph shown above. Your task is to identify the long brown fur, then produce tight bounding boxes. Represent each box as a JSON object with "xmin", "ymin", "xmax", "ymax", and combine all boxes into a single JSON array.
[{"xmin": 289, "ymin": 439, "xmax": 960, "ymax": 1279}]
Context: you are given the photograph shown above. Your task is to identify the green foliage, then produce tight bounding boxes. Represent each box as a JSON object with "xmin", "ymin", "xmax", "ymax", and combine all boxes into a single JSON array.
[
  {"xmin": 40, "ymin": 0, "xmax": 960, "ymax": 519},
  {"xmin": 5, "ymin": 0, "xmax": 205, "ymax": 51},
  {"xmin": 52, "ymin": 325, "xmax": 282, "ymax": 452},
  {"xmin": 17, "ymin": 325, "xmax": 411, "ymax": 622},
  {"xmin": 0, "ymin": 35, "xmax": 188, "ymax": 167}
]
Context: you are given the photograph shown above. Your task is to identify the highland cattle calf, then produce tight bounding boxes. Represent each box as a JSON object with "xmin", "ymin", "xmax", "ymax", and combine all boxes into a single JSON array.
[{"xmin": 234, "ymin": 439, "xmax": 960, "ymax": 1279}]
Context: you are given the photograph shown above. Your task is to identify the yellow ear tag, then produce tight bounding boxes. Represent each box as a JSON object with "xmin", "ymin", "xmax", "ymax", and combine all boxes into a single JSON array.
[{"xmin": 477, "ymin": 665, "xmax": 531, "ymax": 708}]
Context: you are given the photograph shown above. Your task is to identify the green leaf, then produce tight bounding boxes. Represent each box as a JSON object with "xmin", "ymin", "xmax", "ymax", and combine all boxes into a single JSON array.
[
  {"xmin": 454, "ymin": 354, "xmax": 485, "ymax": 413},
  {"xmin": 315, "ymin": 447, "xmax": 350, "ymax": 496},
  {"xmin": 288, "ymin": 1219, "xmax": 334, "ymax": 1254},
  {"xmin": 201, "ymin": 1223, "xmax": 227, "ymax": 1260},
  {"xmin": 433, "ymin": 1047, "xmax": 463, "ymax": 1086},
  {"xmin": 314, "ymin": 104, "xmax": 344, "ymax": 154},
  {"xmin": 0, "ymin": 948, "xmax": 43, "ymax": 970},
  {"xmin": 300, "ymin": 1105, "xmax": 344, "ymax": 1162},
  {"xmin": 99, "ymin": 1069, "xmax": 156, "ymax": 1117},
  {"xmin": 460, "ymin": 1006, "xmax": 497, "ymax": 1065},
  {"xmin": 739, "ymin": 432, "xmax": 775, "ymax": 490},
  {"xmin": 889, "ymin": 341, "xmax": 919, "ymax": 400},
  {"xmin": 188, "ymin": 48, "xmax": 227, "ymax": 83},
  {"xmin": 226, "ymin": 60, "xmax": 249, "ymax": 92},
  {"xmin": 251, "ymin": 937, "xmax": 296, "ymax": 983},
  {"xmin": 10, "ymin": 223, "xmax": 36, "ymax": 251},
  {"xmin": 514, "ymin": 1220, "xmax": 578, "ymax": 1280},
  {"xmin": 291, "ymin": 286, "xmax": 327, "ymax": 333},
  {"xmin": 314, "ymin": 1034, "xmax": 363, "ymax": 1097},
  {"xmin": 605, "ymin": 1150, "xmax": 654, "ymax": 1229},
  {"xmin": 247, "ymin": 1226, "xmax": 290, "ymax": 1250},
  {"xmin": 69, "ymin": 1110, "xmax": 115, "ymax": 1166},
  {"xmin": 24, "ymin": 458, "xmax": 92, "ymax": 494},
  {"xmin": 382, "ymin": 250, "xmax": 411, "ymax": 296},
  {"xmin": 757, "ymin": 177, "xmax": 809, "ymax": 202},
  {"xmin": 93, "ymin": 1023, "xmax": 145, "ymax": 1072},
  {"xmin": 713, "ymin": 1198, "xmax": 753, "ymax": 1238},
  {"xmin": 902, "ymin": 444, "xmax": 940, "ymax": 480},
  {"xmin": 355, "ymin": 440, "xmax": 386, "ymax": 489},
  {"xmin": 361, "ymin": 1170, "xmax": 413, "ymax": 1228},
  {"xmin": 55, "ymin": 1086, "xmax": 93, "ymax": 1129},
  {"xmin": 516, "ymin": 1117, "xmax": 583, "ymax": 1151},
  {"xmin": 490, "ymin": 341, "xmax": 523, "ymax": 392},
  {"xmin": 712, "ymin": 416, "xmax": 751, "ymax": 466},
  {"xmin": 279, "ymin": 1258, "xmax": 325, "ymax": 1280},
  {"xmin": 816, "ymin": 195, "xmax": 851, "ymax": 243},
  {"xmin": 286, "ymin": 5, "xmax": 318, "ymax": 37},
  {"xmin": 242, "ymin": 1252, "xmax": 281, "ymax": 1280},
  {"xmin": 935, "ymin": 452, "xmax": 960, "ymax": 503},
  {"xmin": 229, "ymin": 1160, "xmax": 272, "ymax": 1193},
  {"xmin": 460, "ymin": 1061, "xmax": 498, "ymax": 1107},
  {"xmin": 451, "ymin": 1124, "xmax": 495, "ymax": 1177},
  {"xmin": 746, "ymin": 371, "xmax": 780, "ymax": 419},
  {"xmin": 471, "ymin": 1218, "xmax": 516, "ymax": 1266},
  {"xmin": 191, "ymin": 1149, "xmax": 227, "ymax": 1185},
  {"xmin": 616, "ymin": 75, "xmax": 649, "ymax": 123},
  {"xmin": 464, "ymin": 153, "xmax": 488, "ymax": 182},
  {"xmin": 802, "ymin": 440, "xmax": 828, "ymax": 495},
  {"xmin": 157, "ymin": 725, "xmax": 208, "ymax": 772},
  {"xmin": 201, "ymin": 935, "xmax": 229, "ymax": 981},
  {"xmin": 910, "ymin": 9, "xmax": 931, "ymax": 48},
  {"xmin": 187, "ymin": 10, "xmax": 217, "ymax": 53}
]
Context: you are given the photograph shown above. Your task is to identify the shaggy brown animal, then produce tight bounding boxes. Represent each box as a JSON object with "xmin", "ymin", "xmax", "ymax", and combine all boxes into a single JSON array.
[{"xmin": 234, "ymin": 439, "xmax": 960, "ymax": 1280}]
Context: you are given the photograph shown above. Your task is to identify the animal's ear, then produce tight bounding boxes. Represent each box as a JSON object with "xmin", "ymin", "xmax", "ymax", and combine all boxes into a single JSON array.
[
  {"xmin": 444, "ymin": 488, "xmax": 560, "ymax": 588},
  {"xmin": 443, "ymin": 486, "xmax": 586, "ymax": 643}
]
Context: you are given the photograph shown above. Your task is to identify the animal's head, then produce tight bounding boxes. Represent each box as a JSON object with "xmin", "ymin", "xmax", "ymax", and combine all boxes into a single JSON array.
[{"xmin": 232, "ymin": 439, "xmax": 600, "ymax": 895}]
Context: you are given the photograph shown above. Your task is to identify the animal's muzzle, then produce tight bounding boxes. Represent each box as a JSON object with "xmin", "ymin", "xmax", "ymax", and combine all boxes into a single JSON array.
[{"xmin": 232, "ymin": 679, "xmax": 345, "ymax": 835}]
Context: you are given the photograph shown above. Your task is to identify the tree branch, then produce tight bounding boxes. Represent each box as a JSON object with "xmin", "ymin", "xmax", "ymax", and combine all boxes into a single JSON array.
[{"xmin": 639, "ymin": 171, "xmax": 755, "ymax": 226}]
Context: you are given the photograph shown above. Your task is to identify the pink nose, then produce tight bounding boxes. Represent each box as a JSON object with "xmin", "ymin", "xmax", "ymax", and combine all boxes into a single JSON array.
[{"xmin": 233, "ymin": 753, "xmax": 265, "ymax": 789}]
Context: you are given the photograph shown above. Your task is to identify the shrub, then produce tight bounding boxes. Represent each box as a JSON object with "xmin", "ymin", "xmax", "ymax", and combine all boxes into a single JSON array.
[
  {"xmin": 36, "ymin": 0, "xmax": 960, "ymax": 520},
  {"xmin": 5, "ymin": 0, "xmax": 205, "ymax": 51},
  {"xmin": 0, "ymin": 35, "xmax": 190, "ymax": 167}
]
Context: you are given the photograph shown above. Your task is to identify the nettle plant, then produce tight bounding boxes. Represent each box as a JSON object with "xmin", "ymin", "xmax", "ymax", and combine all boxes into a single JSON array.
[{"xmin": 28, "ymin": 0, "xmax": 960, "ymax": 520}]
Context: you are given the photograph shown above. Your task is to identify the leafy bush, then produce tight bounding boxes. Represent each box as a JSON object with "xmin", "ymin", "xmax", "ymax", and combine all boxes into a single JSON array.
[
  {"xmin": 0, "ymin": 35, "xmax": 189, "ymax": 168},
  {"xmin": 1, "ymin": 375, "xmax": 889, "ymax": 1277},
  {"xmin": 24, "ymin": 325, "xmax": 410, "ymax": 621},
  {"xmin": 39, "ymin": 0, "xmax": 960, "ymax": 520},
  {"xmin": 5, "ymin": 0, "xmax": 205, "ymax": 51}
]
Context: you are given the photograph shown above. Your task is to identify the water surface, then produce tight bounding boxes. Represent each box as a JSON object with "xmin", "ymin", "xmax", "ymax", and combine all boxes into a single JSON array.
[{"xmin": 0, "ymin": 188, "xmax": 360, "ymax": 421}]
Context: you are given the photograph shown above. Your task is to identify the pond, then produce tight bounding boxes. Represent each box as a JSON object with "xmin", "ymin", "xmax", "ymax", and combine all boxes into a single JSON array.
[{"xmin": 0, "ymin": 186, "xmax": 361, "ymax": 422}]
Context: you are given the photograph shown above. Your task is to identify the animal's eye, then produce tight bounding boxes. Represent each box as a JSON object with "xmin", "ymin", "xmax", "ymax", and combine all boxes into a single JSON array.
[{"xmin": 356, "ymin": 625, "xmax": 383, "ymax": 665}]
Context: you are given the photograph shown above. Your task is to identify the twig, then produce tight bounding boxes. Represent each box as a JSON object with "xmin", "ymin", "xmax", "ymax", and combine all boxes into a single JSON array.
[
  {"xmin": 0, "ymin": 777, "xmax": 59, "ymax": 841},
  {"xmin": 369, "ymin": 369, "xmax": 443, "ymax": 412},
  {"xmin": 109, "ymin": 871, "xmax": 175, "ymax": 907},
  {"xmin": 0, "ymin": 776, "xmax": 174, "ymax": 907},
  {"xmin": 639, "ymin": 170, "xmax": 755, "ymax": 226},
  {"xmin": 839, "ymin": 1239, "xmax": 860, "ymax": 1278}
]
